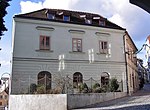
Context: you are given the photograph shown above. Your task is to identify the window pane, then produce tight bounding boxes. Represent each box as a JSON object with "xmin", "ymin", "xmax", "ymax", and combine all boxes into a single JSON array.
[
  {"xmin": 47, "ymin": 13, "xmax": 55, "ymax": 19},
  {"xmin": 99, "ymin": 20, "xmax": 105, "ymax": 26},
  {"xmin": 72, "ymin": 39, "xmax": 82, "ymax": 52},
  {"xmin": 63, "ymin": 15, "xmax": 70, "ymax": 21},
  {"xmin": 46, "ymin": 37, "xmax": 49, "ymax": 47},
  {"xmin": 40, "ymin": 36, "xmax": 50, "ymax": 50},
  {"xmin": 104, "ymin": 42, "xmax": 107, "ymax": 49},
  {"xmin": 85, "ymin": 19, "xmax": 92, "ymax": 24},
  {"xmin": 99, "ymin": 41, "xmax": 108, "ymax": 53}
]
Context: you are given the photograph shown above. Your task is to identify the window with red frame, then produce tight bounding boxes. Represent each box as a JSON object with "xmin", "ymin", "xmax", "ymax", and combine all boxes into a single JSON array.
[
  {"xmin": 40, "ymin": 36, "xmax": 50, "ymax": 50},
  {"xmin": 72, "ymin": 38, "xmax": 82, "ymax": 52},
  {"xmin": 99, "ymin": 41, "xmax": 108, "ymax": 54}
]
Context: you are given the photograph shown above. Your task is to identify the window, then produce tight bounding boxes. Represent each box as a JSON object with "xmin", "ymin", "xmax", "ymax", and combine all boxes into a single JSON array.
[
  {"xmin": 40, "ymin": 36, "xmax": 50, "ymax": 50},
  {"xmin": 101, "ymin": 72, "xmax": 109, "ymax": 86},
  {"xmin": 99, "ymin": 20, "xmax": 105, "ymax": 26},
  {"xmin": 99, "ymin": 41, "xmax": 108, "ymax": 54},
  {"xmin": 72, "ymin": 38, "xmax": 82, "ymax": 52},
  {"xmin": 85, "ymin": 19, "xmax": 92, "ymax": 24},
  {"xmin": 5, "ymin": 95, "xmax": 7, "ymax": 99},
  {"xmin": 47, "ymin": 13, "xmax": 55, "ymax": 19},
  {"xmin": 0, "ymin": 95, "xmax": 2, "ymax": 99},
  {"xmin": 38, "ymin": 71, "xmax": 51, "ymax": 90},
  {"xmin": 63, "ymin": 15, "xmax": 70, "ymax": 21},
  {"xmin": 73, "ymin": 72, "xmax": 83, "ymax": 88},
  {"xmin": 0, "ymin": 102, "xmax": 2, "ymax": 105}
]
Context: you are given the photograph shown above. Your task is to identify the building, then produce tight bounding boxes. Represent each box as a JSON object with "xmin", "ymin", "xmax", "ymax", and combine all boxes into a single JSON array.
[
  {"xmin": 145, "ymin": 35, "xmax": 150, "ymax": 82},
  {"xmin": 124, "ymin": 32, "xmax": 138, "ymax": 94},
  {"xmin": 11, "ymin": 8, "xmax": 137, "ymax": 94},
  {"xmin": 0, "ymin": 91, "xmax": 8, "ymax": 108},
  {"xmin": 137, "ymin": 59, "xmax": 146, "ymax": 89}
]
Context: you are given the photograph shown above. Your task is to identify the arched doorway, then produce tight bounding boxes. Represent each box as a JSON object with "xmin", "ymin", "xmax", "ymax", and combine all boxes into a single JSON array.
[
  {"xmin": 38, "ymin": 71, "xmax": 51, "ymax": 90},
  {"xmin": 73, "ymin": 72, "xmax": 83, "ymax": 88},
  {"xmin": 101, "ymin": 72, "xmax": 109, "ymax": 87}
]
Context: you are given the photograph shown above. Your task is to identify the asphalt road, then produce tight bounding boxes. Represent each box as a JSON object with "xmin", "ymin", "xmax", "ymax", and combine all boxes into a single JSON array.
[{"xmin": 73, "ymin": 83, "xmax": 150, "ymax": 110}]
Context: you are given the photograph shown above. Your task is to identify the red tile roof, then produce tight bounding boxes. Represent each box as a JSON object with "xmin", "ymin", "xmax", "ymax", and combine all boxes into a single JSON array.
[{"xmin": 14, "ymin": 8, "xmax": 125, "ymax": 30}]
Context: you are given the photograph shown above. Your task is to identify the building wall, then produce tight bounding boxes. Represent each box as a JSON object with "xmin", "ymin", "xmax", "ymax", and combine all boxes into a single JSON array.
[
  {"xmin": 9, "ymin": 92, "xmax": 127, "ymax": 110},
  {"xmin": 11, "ymin": 18, "xmax": 127, "ymax": 94},
  {"xmin": 124, "ymin": 34, "xmax": 138, "ymax": 94},
  {"xmin": 0, "ymin": 91, "xmax": 8, "ymax": 107}
]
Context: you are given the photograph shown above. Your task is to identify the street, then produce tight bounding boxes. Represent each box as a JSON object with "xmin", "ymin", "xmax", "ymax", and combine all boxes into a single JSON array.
[{"xmin": 73, "ymin": 83, "xmax": 150, "ymax": 110}]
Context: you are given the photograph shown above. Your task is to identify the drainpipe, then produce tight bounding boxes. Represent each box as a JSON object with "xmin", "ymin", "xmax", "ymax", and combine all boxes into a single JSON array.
[{"xmin": 123, "ymin": 32, "xmax": 129, "ymax": 95}]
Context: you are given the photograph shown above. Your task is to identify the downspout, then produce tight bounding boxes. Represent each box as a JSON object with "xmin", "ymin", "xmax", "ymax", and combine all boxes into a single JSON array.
[{"xmin": 123, "ymin": 32, "xmax": 129, "ymax": 95}]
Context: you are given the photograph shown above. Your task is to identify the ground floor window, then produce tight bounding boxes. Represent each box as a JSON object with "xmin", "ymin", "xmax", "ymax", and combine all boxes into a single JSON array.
[
  {"xmin": 38, "ymin": 71, "xmax": 51, "ymax": 90},
  {"xmin": 101, "ymin": 72, "xmax": 109, "ymax": 86},
  {"xmin": 73, "ymin": 72, "xmax": 83, "ymax": 88}
]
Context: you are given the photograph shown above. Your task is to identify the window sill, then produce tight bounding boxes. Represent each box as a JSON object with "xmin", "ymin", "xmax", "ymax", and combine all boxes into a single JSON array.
[
  {"xmin": 69, "ymin": 51, "xmax": 85, "ymax": 54},
  {"xmin": 35, "ymin": 50, "xmax": 54, "ymax": 53}
]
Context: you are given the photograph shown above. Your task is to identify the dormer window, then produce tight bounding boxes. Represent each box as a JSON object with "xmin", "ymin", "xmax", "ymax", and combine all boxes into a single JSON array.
[
  {"xmin": 47, "ymin": 13, "xmax": 55, "ymax": 19},
  {"xmin": 85, "ymin": 19, "xmax": 92, "ymax": 24},
  {"xmin": 99, "ymin": 20, "xmax": 105, "ymax": 26},
  {"xmin": 63, "ymin": 15, "xmax": 70, "ymax": 21}
]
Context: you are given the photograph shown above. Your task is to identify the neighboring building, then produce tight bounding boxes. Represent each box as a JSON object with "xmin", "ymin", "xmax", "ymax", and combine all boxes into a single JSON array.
[
  {"xmin": 11, "ymin": 8, "xmax": 137, "ymax": 94},
  {"xmin": 137, "ymin": 58, "xmax": 148, "ymax": 88},
  {"xmin": 124, "ymin": 32, "xmax": 138, "ymax": 94},
  {"xmin": 0, "ymin": 91, "xmax": 8, "ymax": 108},
  {"xmin": 145, "ymin": 35, "xmax": 150, "ymax": 82}
]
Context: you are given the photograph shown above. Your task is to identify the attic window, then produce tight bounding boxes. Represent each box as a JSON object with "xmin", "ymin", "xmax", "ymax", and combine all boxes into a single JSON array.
[
  {"xmin": 85, "ymin": 19, "xmax": 92, "ymax": 24},
  {"xmin": 63, "ymin": 15, "xmax": 70, "ymax": 21},
  {"xmin": 47, "ymin": 13, "xmax": 55, "ymax": 19},
  {"xmin": 99, "ymin": 20, "xmax": 105, "ymax": 26}
]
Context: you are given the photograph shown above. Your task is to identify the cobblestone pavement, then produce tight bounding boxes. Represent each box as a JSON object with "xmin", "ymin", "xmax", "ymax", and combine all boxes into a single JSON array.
[{"xmin": 73, "ymin": 83, "xmax": 150, "ymax": 110}]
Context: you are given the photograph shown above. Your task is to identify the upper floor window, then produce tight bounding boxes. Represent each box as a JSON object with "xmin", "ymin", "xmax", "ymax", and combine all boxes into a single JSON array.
[
  {"xmin": 72, "ymin": 38, "xmax": 82, "ymax": 52},
  {"xmin": 0, "ymin": 95, "xmax": 2, "ymax": 99},
  {"xmin": 63, "ymin": 15, "xmax": 70, "ymax": 21},
  {"xmin": 99, "ymin": 41, "xmax": 108, "ymax": 54},
  {"xmin": 47, "ymin": 13, "xmax": 55, "ymax": 19},
  {"xmin": 40, "ymin": 36, "xmax": 50, "ymax": 50}
]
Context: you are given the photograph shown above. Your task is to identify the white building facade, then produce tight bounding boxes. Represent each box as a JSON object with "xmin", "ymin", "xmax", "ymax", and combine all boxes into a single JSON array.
[{"xmin": 11, "ymin": 9, "xmax": 128, "ymax": 94}]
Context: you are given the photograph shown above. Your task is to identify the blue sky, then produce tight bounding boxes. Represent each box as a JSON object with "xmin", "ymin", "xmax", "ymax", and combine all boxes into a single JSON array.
[{"xmin": 0, "ymin": 0, "xmax": 150, "ymax": 76}]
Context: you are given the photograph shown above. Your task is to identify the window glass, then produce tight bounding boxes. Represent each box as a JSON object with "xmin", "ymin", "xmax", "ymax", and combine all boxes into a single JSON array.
[
  {"xmin": 47, "ymin": 13, "xmax": 55, "ymax": 19},
  {"xmin": 73, "ymin": 72, "xmax": 83, "ymax": 88},
  {"xmin": 85, "ymin": 19, "xmax": 92, "ymax": 24},
  {"xmin": 40, "ymin": 36, "xmax": 50, "ymax": 50},
  {"xmin": 63, "ymin": 15, "xmax": 70, "ymax": 21},
  {"xmin": 99, "ymin": 20, "xmax": 105, "ymax": 26},
  {"xmin": 99, "ymin": 41, "xmax": 108, "ymax": 54},
  {"xmin": 0, "ymin": 95, "xmax": 2, "ymax": 99},
  {"xmin": 72, "ymin": 38, "xmax": 82, "ymax": 52}
]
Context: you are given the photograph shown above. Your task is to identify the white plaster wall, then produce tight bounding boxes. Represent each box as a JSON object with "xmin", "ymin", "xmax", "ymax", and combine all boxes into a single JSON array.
[
  {"xmin": 9, "ymin": 94, "xmax": 67, "ymax": 110},
  {"xmin": 11, "ymin": 59, "xmax": 127, "ymax": 94},
  {"xmin": 12, "ymin": 18, "xmax": 125, "ymax": 61},
  {"xmin": 9, "ymin": 93, "xmax": 127, "ymax": 110},
  {"xmin": 68, "ymin": 92, "xmax": 127, "ymax": 109},
  {"xmin": 11, "ymin": 18, "xmax": 127, "ymax": 94}
]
